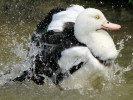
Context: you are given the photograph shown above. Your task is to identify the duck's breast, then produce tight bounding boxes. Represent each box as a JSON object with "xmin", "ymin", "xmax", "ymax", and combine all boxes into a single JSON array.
[{"xmin": 87, "ymin": 30, "xmax": 118, "ymax": 60}]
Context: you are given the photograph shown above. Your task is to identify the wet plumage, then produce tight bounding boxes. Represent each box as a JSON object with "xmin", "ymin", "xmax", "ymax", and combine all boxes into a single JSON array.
[{"xmin": 14, "ymin": 5, "xmax": 121, "ymax": 89}]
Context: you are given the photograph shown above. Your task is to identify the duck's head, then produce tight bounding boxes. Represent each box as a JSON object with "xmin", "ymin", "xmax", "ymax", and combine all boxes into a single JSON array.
[
  {"xmin": 74, "ymin": 8, "xmax": 121, "ymax": 36},
  {"xmin": 74, "ymin": 8, "xmax": 121, "ymax": 60}
]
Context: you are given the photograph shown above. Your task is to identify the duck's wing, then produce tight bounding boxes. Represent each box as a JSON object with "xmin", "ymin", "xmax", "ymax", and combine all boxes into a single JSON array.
[
  {"xmin": 31, "ymin": 7, "xmax": 66, "ymax": 45},
  {"xmin": 36, "ymin": 7, "xmax": 66, "ymax": 33},
  {"xmin": 14, "ymin": 5, "xmax": 85, "ymax": 84},
  {"xmin": 27, "ymin": 5, "xmax": 85, "ymax": 85},
  {"xmin": 31, "ymin": 5, "xmax": 84, "ymax": 44},
  {"xmin": 47, "ymin": 5, "xmax": 84, "ymax": 32}
]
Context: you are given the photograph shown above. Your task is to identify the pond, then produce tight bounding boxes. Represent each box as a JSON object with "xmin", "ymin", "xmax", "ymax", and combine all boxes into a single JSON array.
[{"xmin": 0, "ymin": 0, "xmax": 133, "ymax": 100}]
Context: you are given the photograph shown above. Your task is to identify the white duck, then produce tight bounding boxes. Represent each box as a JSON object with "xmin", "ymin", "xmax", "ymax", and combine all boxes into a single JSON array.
[
  {"xmin": 56, "ymin": 7, "xmax": 121, "ymax": 89},
  {"xmin": 11, "ymin": 5, "xmax": 121, "ymax": 89}
]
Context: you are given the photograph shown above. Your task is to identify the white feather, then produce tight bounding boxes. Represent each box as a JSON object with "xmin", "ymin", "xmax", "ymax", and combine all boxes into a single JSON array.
[
  {"xmin": 48, "ymin": 5, "xmax": 84, "ymax": 32},
  {"xmin": 74, "ymin": 8, "xmax": 118, "ymax": 60},
  {"xmin": 48, "ymin": 6, "xmax": 118, "ymax": 89},
  {"xmin": 58, "ymin": 47, "xmax": 108, "ymax": 89}
]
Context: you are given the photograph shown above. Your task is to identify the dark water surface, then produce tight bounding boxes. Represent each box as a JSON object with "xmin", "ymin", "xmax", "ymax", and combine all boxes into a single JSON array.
[{"xmin": 0, "ymin": 0, "xmax": 133, "ymax": 100}]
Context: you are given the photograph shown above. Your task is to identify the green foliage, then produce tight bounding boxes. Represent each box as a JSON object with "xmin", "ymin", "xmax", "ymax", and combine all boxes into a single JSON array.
[{"xmin": 129, "ymin": 0, "xmax": 133, "ymax": 6}]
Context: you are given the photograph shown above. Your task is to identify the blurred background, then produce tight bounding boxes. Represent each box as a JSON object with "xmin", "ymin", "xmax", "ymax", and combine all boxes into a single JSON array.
[
  {"xmin": 0, "ymin": 0, "xmax": 133, "ymax": 38},
  {"xmin": 0, "ymin": 0, "xmax": 133, "ymax": 23}
]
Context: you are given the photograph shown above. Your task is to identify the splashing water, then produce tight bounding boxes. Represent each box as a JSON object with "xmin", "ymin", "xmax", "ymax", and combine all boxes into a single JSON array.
[
  {"xmin": 0, "ymin": 31, "xmax": 132, "ymax": 100},
  {"xmin": 0, "ymin": 36, "xmax": 31, "ymax": 85}
]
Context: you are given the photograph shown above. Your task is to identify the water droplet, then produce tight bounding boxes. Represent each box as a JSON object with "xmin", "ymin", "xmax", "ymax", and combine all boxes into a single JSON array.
[{"xmin": 100, "ymin": 1, "xmax": 104, "ymax": 5}]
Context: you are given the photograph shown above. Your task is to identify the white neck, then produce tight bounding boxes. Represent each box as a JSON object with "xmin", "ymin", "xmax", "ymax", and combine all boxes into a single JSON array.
[{"xmin": 74, "ymin": 29, "xmax": 118, "ymax": 60}]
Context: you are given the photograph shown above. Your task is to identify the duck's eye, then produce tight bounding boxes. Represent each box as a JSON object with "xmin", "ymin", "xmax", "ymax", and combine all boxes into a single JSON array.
[{"xmin": 94, "ymin": 15, "xmax": 100, "ymax": 20}]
